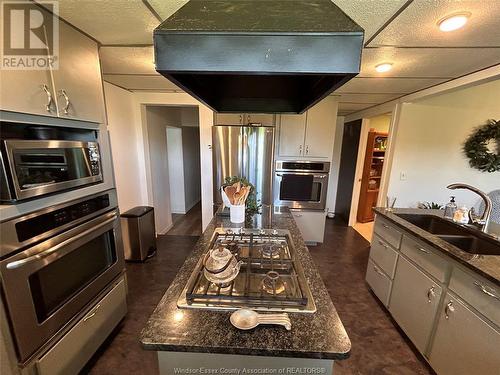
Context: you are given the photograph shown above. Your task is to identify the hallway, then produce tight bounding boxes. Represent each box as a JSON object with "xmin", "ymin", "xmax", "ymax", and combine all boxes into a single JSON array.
[{"xmin": 167, "ymin": 202, "xmax": 202, "ymax": 236}]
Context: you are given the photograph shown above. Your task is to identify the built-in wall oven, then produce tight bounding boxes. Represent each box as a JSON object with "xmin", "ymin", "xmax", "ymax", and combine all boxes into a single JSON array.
[
  {"xmin": 0, "ymin": 121, "xmax": 102, "ymax": 203},
  {"xmin": 274, "ymin": 160, "xmax": 330, "ymax": 210},
  {"xmin": 0, "ymin": 190, "xmax": 124, "ymax": 363}
]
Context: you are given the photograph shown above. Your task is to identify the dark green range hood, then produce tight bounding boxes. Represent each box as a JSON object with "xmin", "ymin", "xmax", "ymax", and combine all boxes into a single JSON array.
[{"xmin": 153, "ymin": 0, "xmax": 364, "ymax": 114}]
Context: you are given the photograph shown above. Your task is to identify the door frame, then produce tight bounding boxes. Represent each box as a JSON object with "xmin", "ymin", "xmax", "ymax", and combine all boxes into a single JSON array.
[{"xmin": 347, "ymin": 105, "xmax": 401, "ymax": 226}]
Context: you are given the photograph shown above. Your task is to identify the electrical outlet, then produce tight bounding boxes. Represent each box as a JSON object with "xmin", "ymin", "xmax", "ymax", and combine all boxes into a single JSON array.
[{"xmin": 400, "ymin": 171, "xmax": 407, "ymax": 181}]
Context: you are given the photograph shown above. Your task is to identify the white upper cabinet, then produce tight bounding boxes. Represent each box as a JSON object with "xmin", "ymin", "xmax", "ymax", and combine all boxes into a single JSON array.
[
  {"xmin": 0, "ymin": 7, "xmax": 57, "ymax": 117},
  {"xmin": 245, "ymin": 113, "xmax": 275, "ymax": 126},
  {"xmin": 304, "ymin": 96, "xmax": 337, "ymax": 157},
  {"xmin": 278, "ymin": 113, "xmax": 307, "ymax": 157},
  {"xmin": 214, "ymin": 113, "xmax": 244, "ymax": 125},
  {"xmin": 53, "ymin": 20, "xmax": 105, "ymax": 123},
  {"xmin": 277, "ymin": 96, "xmax": 337, "ymax": 159},
  {"xmin": 214, "ymin": 113, "xmax": 275, "ymax": 126},
  {"xmin": 0, "ymin": 8, "xmax": 105, "ymax": 123}
]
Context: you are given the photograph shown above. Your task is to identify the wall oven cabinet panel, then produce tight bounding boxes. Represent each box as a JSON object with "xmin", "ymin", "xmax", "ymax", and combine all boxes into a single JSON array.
[
  {"xmin": 36, "ymin": 277, "xmax": 127, "ymax": 375},
  {"xmin": 0, "ymin": 209, "xmax": 124, "ymax": 361}
]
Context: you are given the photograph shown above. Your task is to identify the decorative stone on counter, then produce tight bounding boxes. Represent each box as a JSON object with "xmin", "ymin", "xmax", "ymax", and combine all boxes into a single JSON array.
[{"xmin": 140, "ymin": 206, "xmax": 351, "ymax": 360}]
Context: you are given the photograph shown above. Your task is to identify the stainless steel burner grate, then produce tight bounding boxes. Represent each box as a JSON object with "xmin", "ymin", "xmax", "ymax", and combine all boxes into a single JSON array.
[{"xmin": 177, "ymin": 228, "xmax": 316, "ymax": 313}]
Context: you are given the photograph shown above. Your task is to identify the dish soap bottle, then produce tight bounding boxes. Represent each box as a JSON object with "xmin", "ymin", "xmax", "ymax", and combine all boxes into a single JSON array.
[{"xmin": 444, "ymin": 196, "xmax": 457, "ymax": 219}]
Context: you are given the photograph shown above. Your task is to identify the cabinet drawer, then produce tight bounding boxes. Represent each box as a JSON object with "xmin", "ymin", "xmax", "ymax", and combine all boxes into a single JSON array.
[
  {"xmin": 400, "ymin": 235, "xmax": 450, "ymax": 283},
  {"xmin": 374, "ymin": 217, "xmax": 402, "ymax": 249},
  {"xmin": 36, "ymin": 277, "xmax": 127, "ymax": 375},
  {"xmin": 366, "ymin": 259, "xmax": 392, "ymax": 306},
  {"xmin": 370, "ymin": 235, "xmax": 399, "ymax": 279},
  {"xmin": 449, "ymin": 267, "xmax": 500, "ymax": 327}
]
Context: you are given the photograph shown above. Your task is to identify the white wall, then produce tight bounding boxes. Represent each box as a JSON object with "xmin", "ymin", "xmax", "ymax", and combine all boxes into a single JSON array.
[
  {"xmin": 388, "ymin": 79, "xmax": 500, "ymax": 209},
  {"xmin": 145, "ymin": 106, "xmax": 175, "ymax": 234},
  {"xmin": 167, "ymin": 127, "xmax": 186, "ymax": 213},
  {"xmin": 131, "ymin": 92, "xmax": 214, "ymax": 230},
  {"xmin": 103, "ymin": 82, "xmax": 146, "ymax": 212},
  {"xmin": 368, "ymin": 113, "xmax": 391, "ymax": 133}
]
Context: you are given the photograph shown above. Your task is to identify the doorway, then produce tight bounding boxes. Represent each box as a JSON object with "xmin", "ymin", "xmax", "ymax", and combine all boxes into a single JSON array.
[
  {"xmin": 143, "ymin": 105, "xmax": 202, "ymax": 236},
  {"xmin": 334, "ymin": 113, "xmax": 393, "ymax": 241},
  {"xmin": 335, "ymin": 119, "xmax": 362, "ymax": 224}
]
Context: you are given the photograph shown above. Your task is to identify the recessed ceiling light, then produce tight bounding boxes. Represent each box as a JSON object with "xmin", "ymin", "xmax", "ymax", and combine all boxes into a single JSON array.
[
  {"xmin": 375, "ymin": 63, "xmax": 393, "ymax": 73},
  {"xmin": 438, "ymin": 13, "xmax": 470, "ymax": 32}
]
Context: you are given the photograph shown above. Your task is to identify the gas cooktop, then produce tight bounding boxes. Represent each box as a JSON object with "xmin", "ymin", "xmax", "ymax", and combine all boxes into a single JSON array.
[{"xmin": 177, "ymin": 228, "xmax": 316, "ymax": 313}]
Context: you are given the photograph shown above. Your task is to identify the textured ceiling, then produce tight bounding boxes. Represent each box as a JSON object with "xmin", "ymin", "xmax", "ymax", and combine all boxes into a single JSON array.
[
  {"xmin": 370, "ymin": 0, "xmax": 500, "ymax": 47},
  {"xmin": 46, "ymin": 0, "xmax": 500, "ymax": 115},
  {"xmin": 100, "ymin": 46, "xmax": 155, "ymax": 74},
  {"xmin": 56, "ymin": 0, "xmax": 159, "ymax": 44}
]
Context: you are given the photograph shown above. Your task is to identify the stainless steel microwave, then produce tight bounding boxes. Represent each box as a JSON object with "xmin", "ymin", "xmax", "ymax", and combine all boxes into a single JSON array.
[{"xmin": 0, "ymin": 139, "xmax": 102, "ymax": 202}]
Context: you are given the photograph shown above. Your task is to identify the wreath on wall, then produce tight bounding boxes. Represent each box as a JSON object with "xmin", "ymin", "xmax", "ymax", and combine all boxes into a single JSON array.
[{"xmin": 463, "ymin": 119, "xmax": 500, "ymax": 173}]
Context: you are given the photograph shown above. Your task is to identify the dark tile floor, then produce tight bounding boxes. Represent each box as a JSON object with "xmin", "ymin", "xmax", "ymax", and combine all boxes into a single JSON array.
[{"xmin": 83, "ymin": 219, "xmax": 435, "ymax": 375}]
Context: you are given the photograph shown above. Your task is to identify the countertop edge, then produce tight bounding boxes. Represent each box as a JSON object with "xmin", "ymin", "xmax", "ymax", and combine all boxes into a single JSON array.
[{"xmin": 373, "ymin": 208, "xmax": 500, "ymax": 286}]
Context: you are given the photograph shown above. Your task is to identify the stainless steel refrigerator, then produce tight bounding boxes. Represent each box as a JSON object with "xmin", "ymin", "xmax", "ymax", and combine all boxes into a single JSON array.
[{"xmin": 212, "ymin": 125, "xmax": 275, "ymax": 206}]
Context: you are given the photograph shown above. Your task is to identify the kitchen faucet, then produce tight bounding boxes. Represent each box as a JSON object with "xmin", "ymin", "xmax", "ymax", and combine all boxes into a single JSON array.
[{"xmin": 447, "ymin": 183, "xmax": 492, "ymax": 233}]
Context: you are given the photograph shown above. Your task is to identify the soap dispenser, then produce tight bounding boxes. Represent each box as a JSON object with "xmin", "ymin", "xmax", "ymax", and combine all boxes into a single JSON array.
[{"xmin": 444, "ymin": 196, "xmax": 457, "ymax": 219}]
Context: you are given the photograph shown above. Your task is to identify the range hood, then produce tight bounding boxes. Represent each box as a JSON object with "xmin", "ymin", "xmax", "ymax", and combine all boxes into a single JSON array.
[{"xmin": 154, "ymin": 0, "xmax": 364, "ymax": 114}]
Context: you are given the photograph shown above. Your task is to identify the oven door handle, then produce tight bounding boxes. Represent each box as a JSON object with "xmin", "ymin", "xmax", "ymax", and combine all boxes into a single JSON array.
[
  {"xmin": 275, "ymin": 173, "xmax": 328, "ymax": 178},
  {"xmin": 6, "ymin": 215, "xmax": 117, "ymax": 270}
]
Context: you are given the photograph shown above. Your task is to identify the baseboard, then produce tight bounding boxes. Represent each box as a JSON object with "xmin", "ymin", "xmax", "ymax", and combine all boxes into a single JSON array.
[{"xmin": 171, "ymin": 209, "xmax": 187, "ymax": 214}]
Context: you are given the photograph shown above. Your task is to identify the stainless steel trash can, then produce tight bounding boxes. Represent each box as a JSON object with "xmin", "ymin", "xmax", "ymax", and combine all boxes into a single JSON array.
[{"xmin": 121, "ymin": 206, "xmax": 156, "ymax": 261}]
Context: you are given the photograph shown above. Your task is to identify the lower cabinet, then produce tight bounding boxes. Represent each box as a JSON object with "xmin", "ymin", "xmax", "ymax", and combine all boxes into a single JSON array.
[
  {"xmin": 428, "ymin": 293, "xmax": 500, "ymax": 375},
  {"xmin": 389, "ymin": 256, "xmax": 442, "ymax": 353},
  {"xmin": 290, "ymin": 209, "xmax": 326, "ymax": 244}
]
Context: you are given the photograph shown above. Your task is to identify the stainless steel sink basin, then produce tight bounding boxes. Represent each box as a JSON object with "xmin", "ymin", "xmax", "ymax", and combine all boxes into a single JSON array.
[
  {"xmin": 395, "ymin": 213, "xmax": 500, "ymax": 256},
  {"xmin": 437, "ymin": 235, "xmax": 500, "ymax": 256},
  {"xmin": 395, "ymin": 214, "xmax": 465, "ymax": 235}
]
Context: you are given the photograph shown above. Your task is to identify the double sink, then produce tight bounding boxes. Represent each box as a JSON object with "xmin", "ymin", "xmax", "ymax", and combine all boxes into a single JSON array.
[{"xmin": 395, "ymin": 214, "xmax": 500, "ymax": 256}]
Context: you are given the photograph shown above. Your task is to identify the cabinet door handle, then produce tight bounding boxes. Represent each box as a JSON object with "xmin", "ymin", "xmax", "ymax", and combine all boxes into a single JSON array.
[
  {"xmin": 59, "ymin": 89, "xmax": 71, "ymax": 114},
  {"xmin": 83, "ymin": 304, "xmax": 101, "ymax": 322},
  {"xmin": 373, "ymin": 265, "xmax": 385, "ymax": 277},
  {"xmin": 305, "ymin": 145, "xmax": 309, "ymax": 155},
  {"xmin": 42, "ymin": 84, "xmax": 53, "ymax": 112},
  {"xmin": 378, "ymin": 240, "xmax": 388, "ymax": 249},
  {"xmin": 427, "ymin": 286, "xmax": 436, "ymax": 303},
  {"xmin": 473, "ymin": 281, "xmax": 500, "ymax": 300},
  {"xmin": 444, "ymin": 301, "xmax": 455, "ymax": 319},
  {"xmin": 299, "ymin": 145, "xmax": 302, "ymax": 155},
  {"xmin": 382, "ymin": 223, "xmax": 389, "ymax": 229},
  {"xmin": 293, "ymin": 214, "xmax": 303, "ymax": 217},
  {"xmin": 415, "ymin": 245, "xmax": 430, "ymax": 254}
]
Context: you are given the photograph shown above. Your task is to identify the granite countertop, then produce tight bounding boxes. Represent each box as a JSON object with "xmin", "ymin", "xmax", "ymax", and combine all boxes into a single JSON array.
[
  {"xmin": 373, "ymin": 208, "xmax": 500, "ymax": 285},
  {"xmin": 140, "ymin": 206, "xmax": 351, "ymax": 360}
]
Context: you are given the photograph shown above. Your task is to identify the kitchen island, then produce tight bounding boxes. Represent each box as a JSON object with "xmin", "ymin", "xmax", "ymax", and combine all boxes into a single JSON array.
[{"xmin": 140, "ymin": 206, "xmax": 350, "ymax": 374}]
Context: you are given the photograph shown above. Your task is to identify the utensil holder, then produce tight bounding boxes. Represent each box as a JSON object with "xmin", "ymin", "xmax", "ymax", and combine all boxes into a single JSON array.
[{"xmin": 230, "ymin": 204, "xmax": 245, "ymax": 223}]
